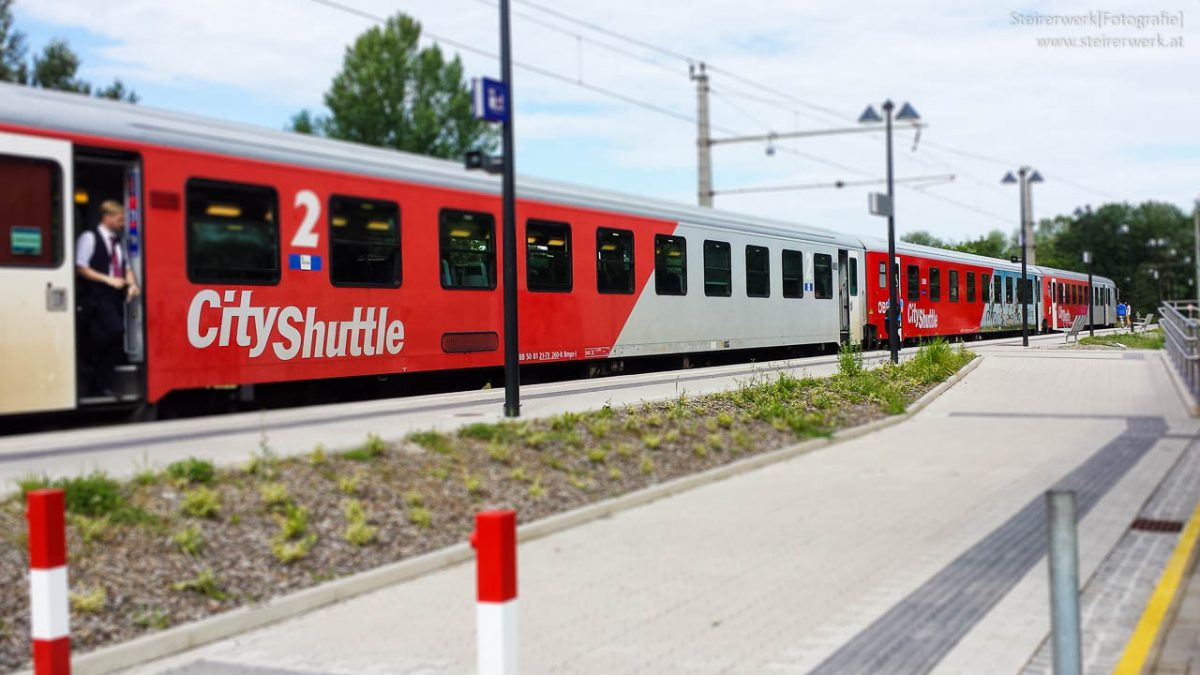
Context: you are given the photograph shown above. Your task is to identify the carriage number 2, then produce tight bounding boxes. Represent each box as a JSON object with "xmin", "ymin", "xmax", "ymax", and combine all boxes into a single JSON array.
[{"xmin": 291, "ymin": 189, "xmax": 320, "ymax": 248}]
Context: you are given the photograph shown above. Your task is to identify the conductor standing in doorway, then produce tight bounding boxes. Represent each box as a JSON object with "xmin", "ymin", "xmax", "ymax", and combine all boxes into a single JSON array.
[{"xmin": 76, "ymin": 200, "xmax": 140, "ymax": 396}]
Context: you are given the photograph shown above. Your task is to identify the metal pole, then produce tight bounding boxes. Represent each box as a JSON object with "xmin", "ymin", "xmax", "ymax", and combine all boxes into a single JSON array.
[
  {"xmin": 884, "ymin": 100, "xmax": 899, "ymax": 365},
  {"xmin": 499, "ymin": 0, "xmax": 520, "ymax": 418},
  {"xmin": 692, "ymin": 63, "xmax": 712, "ymax": 207},
  {"xmin": 1088, "ymin": 265, "xmax": 1095, "ymax": 337},
  {"xmin": 1020, "ymin": 167, "xmax": 1029, "ymax": 347},
  {"xmin": 1046, "ymin": 490, "xmax": 1082, "ymax": 675},
  {"xmin": 1193, "ymin": 199, "xmax": 1199, "ymax": 302}
]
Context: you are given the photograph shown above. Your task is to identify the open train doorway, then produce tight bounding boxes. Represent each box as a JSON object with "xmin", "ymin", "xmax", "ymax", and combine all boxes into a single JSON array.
[
  {"xmin": 73, "ymin": 150, "xmax": 145, "ymax": 406},
  {"xmin": 838, "ymin": 249, "xmax": 850, "ymax": 344}
]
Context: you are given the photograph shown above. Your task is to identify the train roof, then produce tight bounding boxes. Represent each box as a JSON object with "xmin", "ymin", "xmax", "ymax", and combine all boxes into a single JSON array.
[
  {"xmin": 860, "ymin": 236, "xmax": 1114, "ymax": 284},
  {"xmin": 0, "ymin": 83, "xmax": 864, "ymax": 249}
]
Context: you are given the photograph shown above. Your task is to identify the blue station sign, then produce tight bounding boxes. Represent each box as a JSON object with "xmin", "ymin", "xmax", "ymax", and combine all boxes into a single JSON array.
[{"xmin": 472, "ymin": 77, "xmax": 509, "ymax": 124}]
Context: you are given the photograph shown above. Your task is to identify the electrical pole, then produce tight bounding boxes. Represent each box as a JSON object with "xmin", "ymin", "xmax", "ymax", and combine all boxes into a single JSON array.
[
  {"xmin": 691, "ymin": 62, "xmax": 712, "ymax": 207},
  {"xmin": 1019, "ymin": 167, "xmax": 1030, "ymax": 347},
  {"xmin": 1024, "ymin": 183, "xmax": 1037, "ymax": 266},
  {"xmin": 884, "ymin": 100, "xmax": 900, "ymax": 365},
  {"xmin": 499, "ymin": 0, "xmax": 520, "ymax": 417},
  {"xmin": 1194, "ymin": 198, "xmax": 1199, "ymax": 302}
]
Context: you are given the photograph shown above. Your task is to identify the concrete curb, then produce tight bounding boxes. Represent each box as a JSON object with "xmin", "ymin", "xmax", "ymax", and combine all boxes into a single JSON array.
[
  {"xmin": 1158, "ymin": 351, "xmax": 1200, "ymax": 418},
  {"xmin": 61, "ymin": 355, "xmax": 983, "ymax": 675}
]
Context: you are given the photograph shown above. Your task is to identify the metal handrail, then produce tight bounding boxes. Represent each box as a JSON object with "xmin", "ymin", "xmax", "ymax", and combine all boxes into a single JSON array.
[{"xmin": 1160, "ymin": 300, "xmax": 1200, "ymax": 398}]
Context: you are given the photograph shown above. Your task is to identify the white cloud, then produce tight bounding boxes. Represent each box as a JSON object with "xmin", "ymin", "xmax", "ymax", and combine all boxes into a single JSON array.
[{"xmin": 17, "ymin": 0, "xmax": 1200, "ymax": 244}]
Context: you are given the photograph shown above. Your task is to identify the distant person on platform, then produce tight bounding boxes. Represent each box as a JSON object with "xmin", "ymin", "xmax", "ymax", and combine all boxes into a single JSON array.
[
  {"xmin": 76, "ymin": 200, "xmax": 140, "ymax": 396},
  {"xmin": 1116, "ymin": 301, "xmax": 1127, "ymax": 329},
  {"xmin": 1127, "ymin": 303, "xmax": 1135, "ymax": 332}
]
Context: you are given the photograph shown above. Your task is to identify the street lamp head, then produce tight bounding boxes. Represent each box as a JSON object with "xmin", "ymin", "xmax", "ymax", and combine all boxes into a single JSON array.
[
  {"xmin": 1029, "ymin": 170, "xmax": 1044, "ymax": 183},
  {"xmin": 858, "ymin": 105, "xmax": 882, "ymax": 124},
  {"xmin": 895, "ymin": 102, "xmax": 920, "ymax": 122},
  {"xmin": 1001, "ymin": 171, "xmax": 1018, "ymax": 185}
]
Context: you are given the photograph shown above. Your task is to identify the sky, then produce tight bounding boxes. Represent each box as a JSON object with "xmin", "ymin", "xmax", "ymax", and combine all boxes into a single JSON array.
[{"xmin": 11, "ymin": 0, "xmax": 1200, "ymax": 244}]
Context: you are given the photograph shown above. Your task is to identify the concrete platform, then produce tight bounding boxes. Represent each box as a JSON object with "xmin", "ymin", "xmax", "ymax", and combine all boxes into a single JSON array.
[{"xmin": 103, "ymin": 340, "xmax": 1195, "ymax": 674}]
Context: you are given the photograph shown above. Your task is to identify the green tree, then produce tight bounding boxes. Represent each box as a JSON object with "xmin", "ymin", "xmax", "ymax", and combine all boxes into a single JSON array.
[
  {"xmin": 900, "ymin": 230, "xmax": 950, "ymax": 248},
  {"xmin": 32, "ymin": 39, "xmax": 88, "ymax": 93},
  {"xmin": 289, "ymin": 109, "xmax": 317, "ymax": 134},
  {"xmin": 955, "ymin": 229, "xmax": 1015, "ymax": 259},
  {"xmin": 299, "ymin": 13, "xmax": 497, "ymax": 158},
  {"xmin": 94, "ymin": 78, "xmax": 139, "ymax": 103},
  {"xmin": 0, "ymin": 0, "xmax": 27, "ymax": 83}
]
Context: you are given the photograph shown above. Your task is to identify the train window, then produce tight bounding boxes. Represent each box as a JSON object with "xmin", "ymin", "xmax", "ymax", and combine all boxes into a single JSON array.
[
  {"xmin": 906, "ymin": 265, "xmax": 920, "ymax": 301},
  {"xmin": 982, "ymin": 274, "xmax": 990, "ymax": 302},
  {"xmin": 186, "ymin": 179, "xmax": 279, "ymax": 285},
  {"xmin": 848, "ymin": 257, "xmax": 858, "ymax": 297},
  {"xmin": 655, "ymin": 234, "xmax": 687, "ymax": 296},
  {"xmin": 966, "ymin": 272, "xmax": 976, "ymax": 303},
  {"xmin": 439, "ymin": 209, "xmax": 495, "ymax": 290},
  {"xmin": 929, "ymin": 267, "xmax": 941, "ymax": 302},
  {"xmin": 703, "ymin": 240, "xmax": 732, "ymax": 297},
  {"xmin": 328, "ymin": 195, "xmax": 400, "ymax": 288},
  {"xmin": 0, "ymin": 155, "xmax": 62, "ymax": 268},
  {"xmin": 814, "ymin": 253, "xmax": 833, "ymax": 299},
  {"xmin": 597, "ymin": 228, "xmax": 634, "ymax": 294},
  {"xmin": 878, "ymin": 261, "xmax": 886, "ymax": 288},
  {"xmin": 746, "ymin": 245, "xmax": 770, "ymax": 298},
  {"xmin": 994, "ymin": 275, "xmax": 1003, "ymax": 304},
  {"xmin": 948, "ymin": 270, "xmax": 959, "ymax": 302},
  {"xmin": 1005, "ymin": 277, "xmax": 1013, "ymax": 304},
  {"xmin": 782, "ymin": 249, "xmax": 804, "ymax": 298},
  {"xmin": 526, "ymin": 220, "xmax": 572, "ymax": 292}
]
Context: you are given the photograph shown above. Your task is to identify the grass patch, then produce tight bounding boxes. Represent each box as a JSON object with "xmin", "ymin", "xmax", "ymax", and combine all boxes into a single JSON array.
[
  {"xmin": 407, "ymin": 430, "xmax": 452, "ymax": 455},
  {"xmin": 1079, "ymin": 330, "xmax": 1164, "ymax": 350},
  {"xmin": 342, "ymin": 433, "xmax": 387, "ymax": 462},
  {"xmin": 173, "ymin": 569, "xmax": 224, "ymax": 600},
  {"xmin": 181, "ymin": 487, "xmax": 221, "ymax": 519},
  {"xmin": 166, "ymin": 458, "xmax": 215, "ymax": 486}
]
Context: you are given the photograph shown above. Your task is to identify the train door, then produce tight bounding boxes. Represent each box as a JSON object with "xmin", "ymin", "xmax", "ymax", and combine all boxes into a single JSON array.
[
  {"xmin": 73, "ymin": 151, "xmax": 146, "ymax": 404},
  {"xmin": 1050, "ymin": 279, "xmax": 1058, "ymax": 330},
  {"xmin": 837, "ymin": 249, "xmax": 850, "ymax": 344},
  {"xmin": 0, "ymin": 131, "xmax": 76, "ymax": 415}
]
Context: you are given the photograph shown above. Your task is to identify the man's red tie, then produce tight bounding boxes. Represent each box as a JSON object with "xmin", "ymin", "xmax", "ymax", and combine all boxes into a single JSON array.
[{"xmin": 109, "ymin": 238, "xmax": 120, "ymax": 278}]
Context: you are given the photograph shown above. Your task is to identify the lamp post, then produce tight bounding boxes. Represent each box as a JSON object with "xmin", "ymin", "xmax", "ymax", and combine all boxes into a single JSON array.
[
  {"xmin": 1194, "ymin": 197, "xmax": 1199, "ymax": 302},
  {"xmin": 1083, "ymin": 250, "xmax": 1094, "ymax": 337},
  {"xmin": 1003, "ymin": 167, "xmax": 1044, "ymax": 347},
  {"xmin": 860, "ymin": 100, "xmax": 920, "ymax": 364}
]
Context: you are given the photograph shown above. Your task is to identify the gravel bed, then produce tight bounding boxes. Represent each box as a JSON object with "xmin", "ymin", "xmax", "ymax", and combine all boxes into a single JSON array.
[{"xmin": 0, "ymin": 351, "xmax": 970, "ymax": 672}]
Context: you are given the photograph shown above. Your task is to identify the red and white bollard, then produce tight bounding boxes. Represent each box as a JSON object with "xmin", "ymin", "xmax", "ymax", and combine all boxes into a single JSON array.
[
  {"xmin": 470, "ymin": 510, "xmax": 517, "ymax": 675},
  {"xmin": 26, "ymin": 488, "xmax": 70, "ymax": 674}
]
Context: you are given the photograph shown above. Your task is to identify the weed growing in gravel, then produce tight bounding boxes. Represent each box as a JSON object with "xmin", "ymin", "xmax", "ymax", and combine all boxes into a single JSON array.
[
  {"xmin": 408, "ymin": 430, "xmax": 452, "ymax": 455},
  {"xmin": 70, "ymin": 585, "xmax": 106, "ymax": 614},
  {"xmin": 431, "ymin": 466, "xmax": 450, "ymax": 481},
  {"xmin": 608, "ymin": 467, "xmax": 623, "ymax": 480},
  {"xmin": 459, "ymin": 422, "xmax": 514, "ymax": 442},
  {"xmin": 133, "ymin": 469, "xmax": 158, "ymax": 486},
  {"xmin": 616, "ymin": 442, "xmax": 634, "ymax": 458},
  {"xmin": 69, "ymin": 514, "xmax": 112, "ymax": 544},
  {"xmin": 716, "ymin": 412, "xmax": 734, "ymax": 429},
  {"xmin": 22, "ymin": 472, "xmax": 127, "ymax": 518},
  {"xmin": 336, "ymin": 474, "xmax": 360, "ymax": 496},
  {"xmin": 645, "ymin": 413, "xmax": 664, "ymax": 428},
  {"xmin": 545, "ymin": 456, "xmax": 567, "ymax": 471},
  {"xmin": 275, "ymin": 503, "xmax": 309, "ymax": 540},
  {"xmin": 567, "ymin": 474, "xmax": 591, "ymax": 492},
  {"xmin": 173, "ymin": 568, "xmax": 225, "ymax": 600},
  {"xmin": 173, "ymin": 524, "xmax": 205, "ymax": 556},
  {"xmin": 403, "ymin": 490, "xmax": 424, "ymax": 507},
  {"xmin": 706, "ymin": 434, "xmax": 725, "ymax": 452},
  {"xmin": 181, "ymin": 487, "xmax": 221, "ymax": 519},
  {"xmin": 132, "ymin": 608, "xmax": 171, "ymax": 630},
  {"xmin": 664, "ymin": 429, "xmax": 680, "ymax": 443},
  {"xmin": 528, "ymin": 479, "xmax": 545, "ymax": 499},
  {"xmin": 838, "ymin": 341, "xmax": 865, "ymax": 377},
  {"xmin": 732, "ymin": 430, "xmax": 752, "ymax": 452},
  {"xmin": 342, "ymin": 499, "xmax": 376, "ymax": 546},
  {"xmin": 243, "ymin": 448, "xmax": 279, "ymax": 479},
  {"xmin": 642, "ymin": 434, "xmax": 662, "ymax": 450},
  {"xmin": 487, "ymin": 442, "xmax": 514, "ymax": 465},
  {"xmin": 692, "ymin": 443, "xmax": 708, "ymax": 458},
  {"xmin": 166, "ymin": 458, "xmax": 215, "ymax": 486},
  {"xmin": 343, "ymin": 433, "xmax": 387, "ymax": 462},
  {"xmin": 639, "ymin": 456, "xmax": 655, "ymax": 475},
  {"xmin": 508, "ymin": 467, "xmax": 528, "ymax": 483},
  {"xmin": 408, "ymin": 506, "xmax": 433, "ymax": 529},
  {"xmin": 705, "ymin": 417, "xmax": 719, "ymax": 433},
  {"xmin": 585, "ymin": 418, "xmax": 610, "ymax": 439},
  {"xmin": 271, "ymin": 534, "xmax": 317, "ymax": 564},
  {"xmin": 259, "ymin": 482, "xmax": 290, "ymax": 510},
  {"xmin": 587, "ymin": 449, "xmax": 607, "ymax": 464},
  {"xmin": 463, "ymin": 474, "xmax": 484, "ymax": 496},
  {"xmin": 308, "ymin": 444, "xmax": 328, "ymax": 466}
]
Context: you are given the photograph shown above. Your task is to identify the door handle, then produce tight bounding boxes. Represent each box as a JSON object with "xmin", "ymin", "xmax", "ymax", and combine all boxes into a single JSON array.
[{"xmin": 45, "ymin": 283, "xmax": 68, "ymax": 312}]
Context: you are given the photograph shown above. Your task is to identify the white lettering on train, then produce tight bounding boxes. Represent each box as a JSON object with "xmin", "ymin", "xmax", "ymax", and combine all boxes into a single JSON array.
[
  {"xmin": 906, "ymin": 305, "xmax": 939, "ymax": 329},
  {"xmin": 186, "ymin": 290, "xmax": 404, "ymax": 361}
]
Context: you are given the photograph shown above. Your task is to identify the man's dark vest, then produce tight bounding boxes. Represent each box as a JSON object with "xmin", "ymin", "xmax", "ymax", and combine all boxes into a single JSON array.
[{"xmin": 86, "ymin": 228, "xmax": 126, "ymax": 278}]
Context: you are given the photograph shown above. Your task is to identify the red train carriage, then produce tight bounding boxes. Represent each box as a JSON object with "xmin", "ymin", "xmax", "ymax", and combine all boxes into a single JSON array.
[
  {"xmin": 1038, "ymin": 266, "xmax": 1117, "ymax": 332},
  {"xmin": 0, "ymin": 85, "xmax": 866, "ymax": 418}
]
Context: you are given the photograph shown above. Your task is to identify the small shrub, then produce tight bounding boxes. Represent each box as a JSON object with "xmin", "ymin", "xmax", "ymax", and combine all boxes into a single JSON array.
[
  {"xmin": 706, "ymin": 433, "xmax": 725, "ymax": 452},
  {"xmin": 463, "ymin": 474, "xmax": 484, "ymax": 496},
  {"xmin": 732, "ymin": 430, "xmax": 753, "ymax": 452},
  {"xmin": 597, "ymin": 402, "xmax": 614, "ymax": 419},
  {"xmin": 551, "ymin": 411, "xmax": 582, "ymax": 431},
  {"xmin": 166, "ymin": 458, "xmax": 215, "ymax": 486},
  {"xmin": 838, "ymin": 341, "xmax": 865, "ymax": 377},
  {"xmin": 336, "ymin": 475, "xmax": 360, "ymax": 496},
  {"xmin": 408, "ymin": 507, "xmax": 433, "ymax": 529},
  {"xmin": 693, "ymin": 443, "xmax": 708, "ymax": 458},
  {"xmin": 173, "ymin": 524, "xmax": 205, "ymax": 556},
  {"xmin": 528, "ymin": 480, "xmax": 545, "ymax": 499},
  {"xmin": 271, "ymin": 534, "xmax": 316, "ymax": 564},
  {"xmin": 508, "ymin": 467, "xmax": 529, "ymax": 482},
  {"xmin": 664, "ymin": 429, "xmax": 680, "ymax": 443},
  {"xmin": 173, "ymin": 569, "xmax": 225, "ymax": 600},
  {"xmin": 70, "ymin": 586, "xmax": 106, "ymax": 614},
  {"xmin": 181, "ymin": 487, "xmax": 221, "ymax": 519},
  {"xmin": 587, "ymin": 448, "xmax": 607, "ymax": 464},
  {"xmin": 705, "ymin": 417, "xmax": 719, "ymax": 433},
  {"xmin": 60, "ymin": 473, "xmax": 124, "ymax": 517},
  {"xmin": 308, "ymin": 444, "xmax": 328, "ymax": 466},
  {"xmin": 403, "ymin": 490, "xmax": 424, "ymax": 507},
  {"xmin": 716, "ymin": 412, "xmax": 734, "ymax": 429},
  {"xmin": 342, "ymin": 499, "xmax": 367, "ymax": 523},
  {"xmin": 344, "ymin": 520, "xmax": 377, "ymax": 546},
  {"xmin": 407, "ymin": 430, "xmax": 453, "ymax": 455},
  {"xmin": 487, "ymin": 442, "xmax": 514, "ymax": 465},
  {"xmin": 275, "ymin": 503, "xmax": 309, "ymax": 540},
  {"xmin": 69, "ymin": 514, "xmax": 112, "ymax": 544},
  {"xmin": 639, "ymin": 456, "xmax": 655, "ymax": 475},
  {"xmin": 642, "ymin": 434, "xmax": 662, "ymax": 450},
  {"xmin": 259, "ymin": 482, "xmax": 290, "ymax": 509},
  {"xmin": 608, "ymin": 467, "xmax": 623, "ymax": 480}
]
